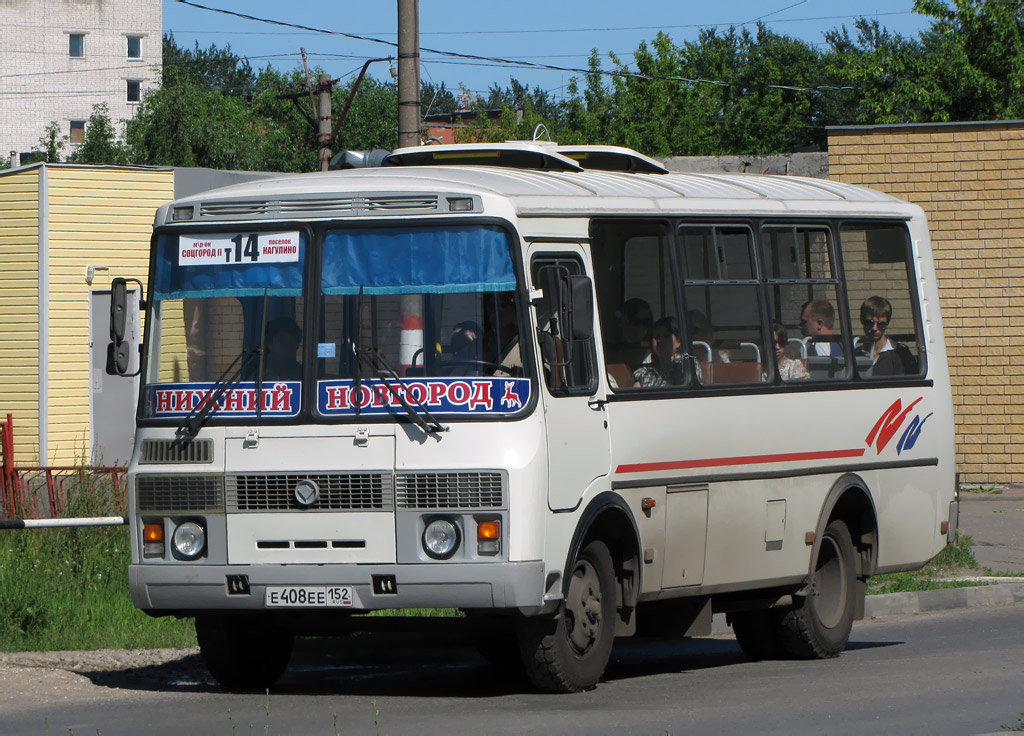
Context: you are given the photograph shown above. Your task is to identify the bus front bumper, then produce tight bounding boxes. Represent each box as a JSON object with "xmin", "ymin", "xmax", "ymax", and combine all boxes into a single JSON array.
[{"xmin": 129, "ymin": 561, "xmax": 548, "ymax": 614}]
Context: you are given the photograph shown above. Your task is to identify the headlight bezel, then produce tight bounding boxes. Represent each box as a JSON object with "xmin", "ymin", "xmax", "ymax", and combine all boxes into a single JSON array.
[
  {"xmin": 171, "ymin": 520, "xmax": 207, "ymax": 560},
  {"xmin": 421, "ymin": 517, "xmax": 461, "ymax": 560}
]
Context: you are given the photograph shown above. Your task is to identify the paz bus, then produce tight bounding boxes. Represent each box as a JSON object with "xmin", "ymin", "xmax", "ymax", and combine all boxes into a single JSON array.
[{"xmin": 109, "ymin": 141, "xmax": 957, "ymax": 693}]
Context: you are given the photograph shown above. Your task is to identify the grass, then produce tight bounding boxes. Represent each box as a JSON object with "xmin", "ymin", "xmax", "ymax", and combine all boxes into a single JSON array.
[
  {"xmin": 960, "ymin": 485, "xmax": 1002, "ymax": 494},
  {"xmin": 0, "ymin": 474, "xmax": 195, "ymax": 652},
  {"xmin": 867, "ymin": 533, "xmax": 991, "ymax": 595}
]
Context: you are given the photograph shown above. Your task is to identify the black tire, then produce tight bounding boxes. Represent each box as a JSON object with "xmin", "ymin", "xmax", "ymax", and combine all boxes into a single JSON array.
[
  {"xmin": 727, "ymin": 609, "xmax": 786, "ymax": 661},
  {"xmin": 777, "ymin": 519, "xmax": 857, "ymax": 659},
  {"xmin": 195, "ymin": 614, "xmax": 294, "ymax": 690},
  {"xmin": 517, "ymin": 540, "xmax": 617, "ymax": 693}
]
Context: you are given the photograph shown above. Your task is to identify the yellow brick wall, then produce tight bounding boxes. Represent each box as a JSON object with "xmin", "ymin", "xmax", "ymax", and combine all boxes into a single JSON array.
[
  {"xmin": 0, "ymin": 168, "xmax": 42, "ymax": 464},
  {"xmin": 45, "ymin": 166, "xmax": 173, "ymax": 465},
  {"xmin": 829, "ymin": 122, "xmax": 1024, "ymax": 484}
]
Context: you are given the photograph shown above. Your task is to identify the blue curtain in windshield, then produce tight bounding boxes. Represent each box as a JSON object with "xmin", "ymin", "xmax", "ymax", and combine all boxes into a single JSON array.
[
  {"xmin": 321, "ymin": 225, "xmax": 515, "ymax": 295},
  {"xmin": 152, "ymin": 234, "xmax": 306, "ymax": 300}
]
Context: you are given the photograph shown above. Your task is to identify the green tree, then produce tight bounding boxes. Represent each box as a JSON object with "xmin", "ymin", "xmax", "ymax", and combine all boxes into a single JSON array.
[
  {"xmin": 162, "ymin": 34, "xmax": 257, "ymax": 98},
  {"xmin": 914, "ymin": 0, "xmax": 1024, "ymax": 120},
  {"xmin": 822, "ymin": 19, "xmax": 931, "ymax": 125},
  {"xmin": 67, "ymin": 104, "xmax": 128, "ymax": 164},
  {"xmin": 38, "ymin": 122, "xmax": 67, "ymax": 163}
]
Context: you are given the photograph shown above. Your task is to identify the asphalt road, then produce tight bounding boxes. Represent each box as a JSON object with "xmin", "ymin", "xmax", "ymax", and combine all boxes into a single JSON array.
[{"xmin": 4, "ymin": 604, "xmax": 1023, "ymax": 736}]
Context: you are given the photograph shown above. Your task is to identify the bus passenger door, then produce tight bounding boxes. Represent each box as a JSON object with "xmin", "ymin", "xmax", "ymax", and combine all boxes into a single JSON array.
[{"xmin": 529, "ymin": 246, "xmax": 611, "ymax": 511}]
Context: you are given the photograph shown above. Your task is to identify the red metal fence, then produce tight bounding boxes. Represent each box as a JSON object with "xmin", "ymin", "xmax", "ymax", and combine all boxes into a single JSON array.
[{"xmin": 1, "ymin": 413, "xmax": 127, "ymax": 520}]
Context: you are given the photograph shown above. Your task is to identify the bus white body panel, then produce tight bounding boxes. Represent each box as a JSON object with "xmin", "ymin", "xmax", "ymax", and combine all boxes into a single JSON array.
[{"xmin": 121, "ymin": 150, "xmax": 956, "ymax": 691}]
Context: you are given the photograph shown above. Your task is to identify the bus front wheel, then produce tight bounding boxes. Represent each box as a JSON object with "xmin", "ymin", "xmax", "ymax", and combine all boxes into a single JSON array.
[
  {"xmin": 195, "ymin": 613, "xmax": 294, "ymax": 690},
  {"xmin": 517, "ymin": 540, "xmax": 617, "ymax": 693},
  {"xmin": 778, "ymin": 519, "xmax": 857, "ymax": 658}
]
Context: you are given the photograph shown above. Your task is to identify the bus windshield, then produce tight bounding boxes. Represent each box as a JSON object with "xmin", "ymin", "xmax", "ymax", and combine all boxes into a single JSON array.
[{"xmin": 141, "ymin": 224, "xmax": 529, "ymax": 423}]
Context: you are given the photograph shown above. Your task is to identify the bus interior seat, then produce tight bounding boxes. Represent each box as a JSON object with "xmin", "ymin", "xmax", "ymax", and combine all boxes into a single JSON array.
[
  {"xmin": 710, "ymin": 361, "xmax": 763, "ymax": 384},
  {"xmin": 606, "ymin": 363, "xmax": 633, "ymax": 389},
  {"xmin": 806, "ymin": 356, "xmax": 846, "ymax": 380}
]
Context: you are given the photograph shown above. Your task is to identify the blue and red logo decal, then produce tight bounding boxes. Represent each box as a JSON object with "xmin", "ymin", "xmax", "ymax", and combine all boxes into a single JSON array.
[
  {"xmin": 147, "ymin": 382, "xmax": 301, "ymax": 418},
  {"xmin": 317, "ymin": 377, "xmax": 530, "ymax": 416}
]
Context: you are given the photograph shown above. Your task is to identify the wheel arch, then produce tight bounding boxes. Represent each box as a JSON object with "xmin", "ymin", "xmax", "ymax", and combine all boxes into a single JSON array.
[
  {"xmin": 564, "ymin": 491, "xmax": 642, "ymax": 633},
  {"xmin": 812, "ymin": 473, "xmax": 879, "ymax": 582}
]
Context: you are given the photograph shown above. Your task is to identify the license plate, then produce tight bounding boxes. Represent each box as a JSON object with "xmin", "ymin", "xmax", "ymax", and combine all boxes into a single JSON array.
[{"xmin": 265, "ymin": 585, "xmax": 353, "ymax": 608}]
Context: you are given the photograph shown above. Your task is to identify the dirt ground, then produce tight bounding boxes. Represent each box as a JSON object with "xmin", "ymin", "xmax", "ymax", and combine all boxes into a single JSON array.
[{"xmin": 0, "ymin": 648, "xmax": 204, "ymax": 707}]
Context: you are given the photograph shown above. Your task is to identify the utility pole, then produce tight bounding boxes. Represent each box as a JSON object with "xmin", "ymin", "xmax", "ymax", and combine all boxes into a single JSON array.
[
  {"xmin": 397, "ymin": 0, "xmax": 420, "ymax": 148},
  {"xmin": 318, "ymin": 73, "xmax": 333, "ymax": 171},
  {"xmin": 396, "ymin": 0, "xmax": 423, "ymax": 374}
]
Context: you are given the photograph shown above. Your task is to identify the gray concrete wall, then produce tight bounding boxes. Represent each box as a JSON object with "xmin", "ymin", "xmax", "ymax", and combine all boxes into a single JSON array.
[{"xmin": 658, "ymin": 152, "xmax": 828, "ymax": 179}]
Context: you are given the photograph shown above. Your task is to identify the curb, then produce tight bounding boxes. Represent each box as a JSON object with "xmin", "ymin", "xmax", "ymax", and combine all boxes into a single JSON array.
[
  {"xmin": 863, "ymin": 581, "xmax": 1024, "ymax": 619},
  {"xmin": 709, "ymin": 582, "xmax": 1024, "ymax": 637}
]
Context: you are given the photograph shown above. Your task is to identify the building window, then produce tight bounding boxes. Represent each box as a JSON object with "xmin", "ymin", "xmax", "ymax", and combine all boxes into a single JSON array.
[
  {"xmin": 69, "ymin": 34, "xmax": 85, "ymax": 58},
  {"xmin": 127, "ymin": 80, "xmax": 141, "ymax": 103},
  {"xmin": 127, "ymin": 35, "xmax": 142, "ymax": 59},
  {"xmin": 70, "ymin": 120, "xmax": 86, "ymax": 145}
]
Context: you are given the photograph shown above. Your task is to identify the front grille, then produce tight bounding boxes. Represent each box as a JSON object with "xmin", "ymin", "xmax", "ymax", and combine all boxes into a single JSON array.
[
  {"xmin": 364, "ymin": 195, "xmax": 438, "ymax": 211},
  {"xmin": 278, "ymin": 197, "xmax": 357, "ymax": 213},
  {"xmin": 396, "ymin": 472, "xmax": 505, "ymax": 510},
  {"xmin": 199, "ymin": 201, "xmax": 271, "ymax": 217},
  {"xmin": 226, "ymin": 473, "xmax": 393, "ymax": 512},
  {"xmin": 193, "ymin": 194, "xmax": 440, "ymax": 221},
  {"xmin": 139, "ymin": 439, "xmax": 213, "ymax": 464},
  {"xmin": 136, "ymin": 474, "xmax": 224, "ymax": 511}
]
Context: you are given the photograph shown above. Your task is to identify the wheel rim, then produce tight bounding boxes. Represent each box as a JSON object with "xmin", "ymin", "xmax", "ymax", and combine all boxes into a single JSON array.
[
  {"xmin": 812, "ymin": 534, "xmax": 847, "ymax": 629},
  {"xmin": 565, "ymin": 556, "xmax": 603, "ymax": 655}
]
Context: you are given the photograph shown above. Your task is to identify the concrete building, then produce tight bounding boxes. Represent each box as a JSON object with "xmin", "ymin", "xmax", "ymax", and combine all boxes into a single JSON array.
[{"xmin": 0, "ymin": 0, "xmax": 162, "ymax": 162}]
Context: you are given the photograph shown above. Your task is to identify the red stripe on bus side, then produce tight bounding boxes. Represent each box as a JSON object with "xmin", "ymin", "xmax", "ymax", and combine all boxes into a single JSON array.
[{"xmin": 616, "ymin": 448, "xmax": 868, "ymax": 475}]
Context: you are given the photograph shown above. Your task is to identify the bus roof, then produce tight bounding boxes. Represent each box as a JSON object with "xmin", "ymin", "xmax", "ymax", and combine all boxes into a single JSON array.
[{"xmin": 159, "ymin": 153, "xmax": 918, "ymax": 226}]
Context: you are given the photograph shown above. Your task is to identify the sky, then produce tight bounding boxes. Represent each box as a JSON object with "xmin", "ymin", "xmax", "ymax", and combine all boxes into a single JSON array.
[{"xmin": 163, "ymin": 0, "xmax": 935, "ymax": 100}]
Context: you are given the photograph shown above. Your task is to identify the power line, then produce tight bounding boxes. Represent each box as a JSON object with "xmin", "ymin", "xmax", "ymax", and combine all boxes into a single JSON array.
[
  {"xmin": 162, "ymin": 11, "xmax": 918, "ymax": 38},
  {"xmin": 172, "ymin": 1, "xmax": 852, "ymax": 94}
]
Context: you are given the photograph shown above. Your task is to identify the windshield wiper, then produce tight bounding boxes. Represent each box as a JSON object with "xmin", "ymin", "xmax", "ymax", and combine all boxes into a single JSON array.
[
  {"xmin": 173, "ymin": 347, "xmax": 260, "ymax": 448},
  {"xmin": 354, "ymin": 347, "xmax": 448, "ymax": 436}
]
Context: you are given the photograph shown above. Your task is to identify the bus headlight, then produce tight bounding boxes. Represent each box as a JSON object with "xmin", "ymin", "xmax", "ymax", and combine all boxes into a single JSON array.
[
  {"xmin": 422, "ymin": 518, "xmax": 460, "ymax": 560},
  {"xmin": 172, "ymin": 521, "xmax": 206, "ymax": 559}
]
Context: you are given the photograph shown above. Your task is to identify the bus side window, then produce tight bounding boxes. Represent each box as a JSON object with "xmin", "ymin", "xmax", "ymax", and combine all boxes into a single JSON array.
[
  {"xmin": 680, "ymin": 225, "xmax": 768, "ymax": 386},
  {"xmin": 840, "ymin": 223, "xmax": 926, "ymax": 379},
  {"xmin": 762, "ymin": 225, "xmax": 849, "ymax": 383},
  {"xmin": 531, "ymin": 257, "xmax": 597, "ymax": 395}
]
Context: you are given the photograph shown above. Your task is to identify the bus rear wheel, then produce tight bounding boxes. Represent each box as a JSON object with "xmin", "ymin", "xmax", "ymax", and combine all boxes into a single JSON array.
[
  {"xmin": 777, "ymin": 519, "xmax": 857, "ymax": 659},
  {"xmin": 195, "ymin": 613, "xmax": 294, "ymax": 690},
  {"xmin": 518, "ymin": 540, "xmax": 616, "ymax": 693}
]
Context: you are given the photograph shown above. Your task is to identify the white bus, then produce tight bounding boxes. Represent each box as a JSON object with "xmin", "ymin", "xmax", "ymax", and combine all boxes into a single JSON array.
[{"xmin": 111, "ymin": 141, "xmax": 957, "ymax": 693}]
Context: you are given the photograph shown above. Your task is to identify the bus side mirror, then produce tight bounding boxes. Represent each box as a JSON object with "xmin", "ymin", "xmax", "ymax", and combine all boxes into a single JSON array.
[
  {"xmin": 564, "ymin": 275, "xmax": 594, "ymax": 341},
  {"xmin": 110, "ymin": 277, "xmax": 128, "ymax": 342},
  {"xmin": 107, "ymin": 277, "xmax": 144, "ymax": 377}
]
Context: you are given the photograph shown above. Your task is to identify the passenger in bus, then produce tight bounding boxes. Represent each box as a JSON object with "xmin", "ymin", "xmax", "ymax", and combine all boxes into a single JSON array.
[
  {"xmin": 800, "ymin": 299, "xmax": 844, "ymax": 357},
  {"xmin": 855, "ymin": 296, "xmax": 918, "ymax": 376},
  {"xmin": 773, "ymin": 323, "xmax": 809, "ymax": 381},
  {"xmin": 632, "ymin": 317, "xmax": 686, "ymax": 387},
  {"xmin": 264, "ymin": 317, "xmax": 303, "ymax": 381},
  {"xmin": 449, "ymin": 320, "xmax": 482, "ymax": 360}
]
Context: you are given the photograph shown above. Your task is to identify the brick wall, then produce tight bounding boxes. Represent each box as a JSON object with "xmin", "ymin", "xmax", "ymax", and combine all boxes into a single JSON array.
[
  {"xmin": 829, "ymin": 121, "xmax": 1024, "ymax": 483},
  {"xmin": 0, "ymin": 0, "xmax": 162, "ymax": 158}
]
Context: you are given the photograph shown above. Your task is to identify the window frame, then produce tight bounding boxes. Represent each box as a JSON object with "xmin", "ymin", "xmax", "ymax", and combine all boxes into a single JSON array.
[
  {"xmin": 69, "ymin": 120, "xmax": 86, "ymax": 146},
  {"xmin": 530, "ymin": 253, "xmax": 598, "ymax": 398},
  {"xmin": 126, "ymin": 79, "xmax": 142, "ymax": 104},
  {"xmin": 68, "ymin": 33, "xmax": 85, "ymax": 58},
  {"xmin": 126, "ymin": 35, "xmax": 143, "ymax": 60}
]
